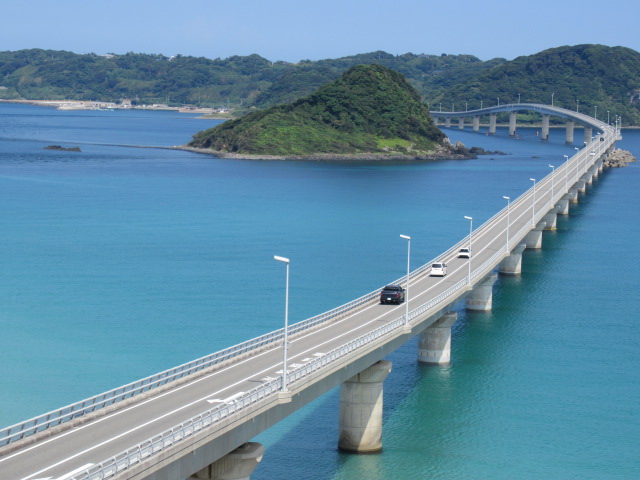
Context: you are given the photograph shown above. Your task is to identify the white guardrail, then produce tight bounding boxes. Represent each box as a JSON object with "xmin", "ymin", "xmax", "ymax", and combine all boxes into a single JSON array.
[{"xmin": 1, "ymin": 114, "xmax": 617, "ymax": 479}]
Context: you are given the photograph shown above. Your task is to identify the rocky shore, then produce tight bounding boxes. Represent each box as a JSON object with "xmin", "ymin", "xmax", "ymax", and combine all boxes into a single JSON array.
[
  {"xmin": 604, "ymin": 149, "xmax": 636, "ymax": 167},
  {"xmin": 175, "ymin": 140, "xmax": 479, "ymax": 162}
]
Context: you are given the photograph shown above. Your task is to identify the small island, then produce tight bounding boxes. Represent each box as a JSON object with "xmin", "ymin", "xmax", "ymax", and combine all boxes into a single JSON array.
[
  {"xmin": 186, "ymin": 64, "xmax": 473, "ymax": 161},
  {"xmin": 44, "ymin": 145, "xmax": 81, "ymax": 152}
]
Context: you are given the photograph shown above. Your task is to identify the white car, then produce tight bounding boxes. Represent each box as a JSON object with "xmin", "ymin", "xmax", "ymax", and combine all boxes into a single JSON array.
[
  {"xmin": 458, "ymin": 247, "xmax": 471, "ymax": 258},
  {"xmin": 430, "ymin": 262, "xmax": 447, "ymax": 276}
]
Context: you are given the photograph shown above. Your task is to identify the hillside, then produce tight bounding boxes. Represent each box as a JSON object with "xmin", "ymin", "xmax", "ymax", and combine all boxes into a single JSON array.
[
  {"xmin": 430, "ymin": 44, "xmax": 640, "ymax": 125},
  {"xmin": 188, "ymin": 64, "xmax": 450, "ymax": 158},
  {"xmin": 1, "ymin": 45, "xmax": 638, "ymax": 125},
  {"xmin": 0, "ymin": 49, "xmax": 489, "ymax": 110}
]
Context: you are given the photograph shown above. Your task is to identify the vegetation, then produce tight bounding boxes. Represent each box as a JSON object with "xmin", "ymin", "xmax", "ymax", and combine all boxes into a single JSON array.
[
  {"xmin": 188, "ymin": 64, "xmax": 446, "ymax": 156},
  {"xmin": 0, "ymin": 49, "xmax": 496, "ymax": 109},
  {"xmin": 0, "ymin": 45, "xmax": 638, "ymax": 124},
  {"xmin": 430, "ymin": 44, "xmax": 640, "ymax": 125}
]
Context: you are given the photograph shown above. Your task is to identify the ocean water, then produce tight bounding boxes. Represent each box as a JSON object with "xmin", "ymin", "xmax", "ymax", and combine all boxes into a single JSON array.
[{"xmin": 0, "ymin": 103, "xmax": 638, "ymax": 479}]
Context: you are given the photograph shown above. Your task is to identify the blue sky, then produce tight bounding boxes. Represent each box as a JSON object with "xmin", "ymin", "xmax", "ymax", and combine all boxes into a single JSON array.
[{"xmin": 2, "ymin": 0, "xmax": 638, "ymax": 61}]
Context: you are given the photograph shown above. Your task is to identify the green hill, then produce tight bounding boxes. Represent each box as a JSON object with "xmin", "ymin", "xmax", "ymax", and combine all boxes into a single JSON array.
[
  {"xmin": 430, "ymin": 44, "xmax": 640, "ymax": 125},
  {"xmin": 187, "ymin": 64, "xmax": 450, "ymax": 157}
]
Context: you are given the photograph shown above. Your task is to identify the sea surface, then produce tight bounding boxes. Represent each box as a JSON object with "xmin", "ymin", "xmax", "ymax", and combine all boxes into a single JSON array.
[{"xmin": 0, "ymin": 103, "xmax": 638, "ymax": 479}]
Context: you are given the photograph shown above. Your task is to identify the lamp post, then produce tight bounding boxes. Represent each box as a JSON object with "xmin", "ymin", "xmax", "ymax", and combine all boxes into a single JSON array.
[
  {"xmin": 594, "ymin": 105, "xmax": 597, "ymax": 120},
  {"xmin": 530, "ymin": 178, "xmax": 536, "ymax": 225},
  {"xmin": 464, "ymin": 216, "xmax": 473, "ymax": 286},
  {"xmin": 481, "ymin": 100, "xmax": 483, "ymax": 109},
  {"xmin": 564, "ymin": 154, "xmax": 570, "ymax": 190},
  {"xmin": 549, "ymin": 164, "xmax": 555, "ymax": 203},
  {"xmin": 576, "ymin": 99, "xmax": 579, "ymax": 112},
  {"xmin": 518, "ymin": 93, "xmax": 521, "ymax": 104},
  {"xmin": 607, "ymin": 110, "xmax": 610, "ymax": 125},
  {"xmin": 503, "ymin": 196, "xmax": 511, "ymax": 251},
  {"xmin": 400, "ymin": 234, "xmax": 411, "ymax": 328},
  {"xmin": 274, "ymin": 255, "xmax": 290, "ymax": 392},
  {"xmin": 551, "ymin": 92, "xmax": 554, "ymax": 106}
]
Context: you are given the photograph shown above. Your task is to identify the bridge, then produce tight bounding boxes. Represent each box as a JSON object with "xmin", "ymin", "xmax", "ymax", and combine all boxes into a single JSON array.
[
  {"xmin": 0, "ymin": 104, "xmax": 621, "ymax": 480},
  {"xmin": 430, "ymin": 102, "xmax": 621, "ymax": 144}
]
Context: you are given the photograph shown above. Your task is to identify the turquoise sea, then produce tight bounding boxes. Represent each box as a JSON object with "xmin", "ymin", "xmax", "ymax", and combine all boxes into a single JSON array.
[{"xmin": 0, "ymin": 103, "xmax": 638, "ymax": 479}]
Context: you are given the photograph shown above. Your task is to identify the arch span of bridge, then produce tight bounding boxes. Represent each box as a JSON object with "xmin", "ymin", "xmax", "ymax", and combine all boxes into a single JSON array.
[
  {"xmin": 0, "ymin": 105, "xmax": 621, "ymax": 480},
  {"xmin": 431, "ymin": 102, "xmax": 614, "ymax": 144}
]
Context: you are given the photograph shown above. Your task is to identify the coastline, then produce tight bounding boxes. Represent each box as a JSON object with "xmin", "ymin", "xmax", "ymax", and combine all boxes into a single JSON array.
[{"xmin": 173, "ymin": 145, "xmax": 478, "ymax": 162}]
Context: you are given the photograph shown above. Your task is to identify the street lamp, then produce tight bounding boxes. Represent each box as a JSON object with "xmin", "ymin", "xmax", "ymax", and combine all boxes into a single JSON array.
[
  {"xmin": 564, "ymin": 154, "xmax": 570, "ymax": 189},
  {"xmin": 607, "ymin": 110, "xmax": 610, "ymax": 125},
  {"xmin": 464, "ymin": 216, "xmax": 473, "ymax": 286},
  {"xmin": 400, "ymin": 234, "xmax": 411, "ymax": 328},
  {"xmin": 274, "ymin": 255, "xmax": 290, "ymax": 392},
  {"xmin": 530, "ymin": 178, "xmax": 536, "ymax": 225},
  {"xmin": 518, "ymin": 93, "xmax": 521, "ymax": 104},
  {"xmin": 594, "ymin": 105, "xmax": 598, "ymax": 120},
  {"xmin": 481, "ymin": 100, "xmax": 483, "ymax": 109},
  {"xmin": 503, "ymin": 196, "xmax": 511, "ymax": 251},
  {"xmin": 576, "ymin": 99, "xmax": 579, "ymax": 112},
  {"xmin": 549, "ymin": 164, "xmax": 555, "ymax": 201},
  {"xmin": 551, "ymin": 92, "xmax": 554, "ymax": 106}
]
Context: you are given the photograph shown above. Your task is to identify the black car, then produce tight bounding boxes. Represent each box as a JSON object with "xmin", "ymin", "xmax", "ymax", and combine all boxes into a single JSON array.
[{"xmin": 380, "ymin": 284, "xmax": 405, "ymax": 304}]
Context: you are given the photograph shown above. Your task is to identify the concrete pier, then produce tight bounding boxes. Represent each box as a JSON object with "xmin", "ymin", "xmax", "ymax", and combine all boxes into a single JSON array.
[
  {"xmin": 541, "ymin": 114, "xmax": 550, "ymax": 141},
  {"xmin": 509, "ymin": 111, "xmax": 517, "ymax": 136},
  {"xmin": 499, "ymin": 244, "xmax": 526, "ymax": 275},
  {"xmin": 190, "ymin": 443, "xmax": 264, "ymax": 480},
  {"xmin": 568, "ymin": 188, "xmax": 579, "ymax": 203},
  {"xmin": 338, "ymin": 360, "xmax": 392, "ymax": 453},
  {"xmin": 466, "ymin": 274, "xmax": 498, "ymax": 311},
  {"xmin": 557, "ymin": 197, "xmax": 570, "ymax": 215},
  {"xmin": 458, "ymin": 117, "xmax": 465, "ymax": 129},
  {"xmin": 473, "ymin": 116, "xmax": 480, "ymax": 132},
  {"xmin": 566, "ymin": 120, "xmax": 575, "ymax": 144},
  {"xmin": 584, "ymin": 127, "xmax": 593, "ymax": 145},
  {"xmin": 577, "ymin": 179, "xmax": 587, "ymax": 193},
  {"xmin": 524, "ymin": 221, "xmax": 546, "ymax": 249},
  {"xmin": 489, "ymin": 113, "xmax": 497, "ymax": 134},
  {"xmin": 418, "ymin": 312, "xmax": 458, "ymax": 364},
  {"xmin": 543, "ymin": 208, "xmax": 558, "ymax": 230},
  {"xmin": 445, "ymin": 117, "xmax": 451, "ymax": 128}
]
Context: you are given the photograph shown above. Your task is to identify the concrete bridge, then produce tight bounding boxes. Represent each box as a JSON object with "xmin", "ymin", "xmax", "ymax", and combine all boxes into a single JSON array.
[
  {"xmin": 431, "ymin": 102, "xmax": 617, "ymax": 145},
  {"xmin": 0, "ymin": 105, "xmax": 621, "ymax": 480}
]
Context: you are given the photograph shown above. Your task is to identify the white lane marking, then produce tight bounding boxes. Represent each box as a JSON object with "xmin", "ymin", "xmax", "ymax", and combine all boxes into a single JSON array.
[{"xmin": 29, "ymin": 463, "xmax": 93, "ymax": 480}]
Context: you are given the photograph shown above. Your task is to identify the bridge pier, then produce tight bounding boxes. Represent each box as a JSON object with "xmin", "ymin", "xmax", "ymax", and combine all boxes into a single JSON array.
[
  {"xmin": 509, "ymin": 112, "xmax": 517, "ymax": 136},
  {"xmin": 458, "ymin": 116, "xmax": 465, "ymax": 129},
  {"xmin": 445, "ymin": 117, "xmax": 451, "ymax": 128},
  {"xmin": 473, "ymin": 116, "xmax": 480, "ymax": 132},
  {"xmin": 524, "ymin": 221, "xmax": 547, "ymax": 249},
  {"xmin": 577, "ymin": 179, "xmax": 587, "ymax": 193},
  {"xmin": 338, "ymin": 360, "xmax": 392, "ymax": 453},
  {"xmin": 568, "ymin": 188, "xmax": 579, "ymax": 203},
  {"xmin": 584, "ymin": 127, "xmax": 593, "ymax": 144},
  {"xmin": 489, "ymin": 113, "xmax": 497, "ymax": 134},
  {"xmin": 190, "ymin": 442, "xmax": 264, "ymax": 480},
  {"xmin": 499, "ymin": 244, "xmax": 527, "ymax": 275},
  {"xmin": 433, "ymin": 116, "xmax": 439, "ymax": 126},
  {"xmin": 417, "ymin": 312, "xmax": 458, "ymax": 364},
  {"xmin": 541, "ymin": 114, "xmax": 550, "ymax": 141},
  {"xmin": 466, "ymin": 274, "xmax": 498, "ymax": 311},
  {"xmin": 566, "ymin": 120, "xmax": 575, "ymax": 144},
  {"xmin": 557, "ymin": 197, "xmax": 570, "ymax": 215},
  {"xmin": 543, "ymin": 208, "xmax": 559, "ymax": 230}
]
